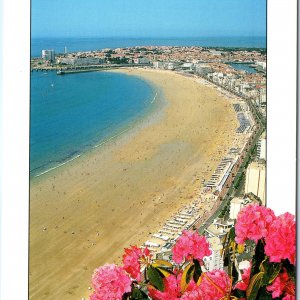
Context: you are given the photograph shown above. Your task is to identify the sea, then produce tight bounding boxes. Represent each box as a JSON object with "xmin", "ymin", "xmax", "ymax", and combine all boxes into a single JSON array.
[
  {"xmin": 30, "ymin": 70, "xmax": 155, "ymax": 177},
  {"xmin": 30, "ymin": 36, "xmax": 265, "ymax": 178}
]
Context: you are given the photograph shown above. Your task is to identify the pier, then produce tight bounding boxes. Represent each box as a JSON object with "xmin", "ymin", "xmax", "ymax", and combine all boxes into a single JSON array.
[{"xmin": 31, "ymin": 63, "xmax": 150, "ymax": 74}]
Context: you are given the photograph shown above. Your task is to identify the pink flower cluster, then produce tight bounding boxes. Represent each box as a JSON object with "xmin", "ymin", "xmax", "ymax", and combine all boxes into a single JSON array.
[
  {"xmin": 122, "ymin": 245, "xmax": 151, "ymax": 281},
  {"xmin": 234, "ymin": 266, "xmax": 251, "ymax": 291},
  {"xmin": 90, "ymin": 264, "xmax": 131, "ymax": 300},
  {"xmin": 198, "ymin": 270, "xmax": 232, "ymax": 300},
  {"xmin": 88, "ymin": 207, "xmax": 296, "ymax": 300},
  {"xmin": 235, "ymin": 204, "xmax": 296, "ymax": 266},
  {"xmin": 266, "ymin": 268, "xmax": 295, "ymax": 299},
  {"xmin": 235, "ymin": 204, "xmax": 276, "ymax": 244},
  {"xmin": 181, "ymin": 281, "xmax": 205, "ymax": 300},
  {"xmin": 148, "ymin": 270, "xmax": 231, "ymax": 300},
  {"xmin": 265, "ymin": 213, "xmax": 296, "ymax": 265},
  {"xmin": 172, "ymin": 230, "xmax": 212, "ymax": 264}
]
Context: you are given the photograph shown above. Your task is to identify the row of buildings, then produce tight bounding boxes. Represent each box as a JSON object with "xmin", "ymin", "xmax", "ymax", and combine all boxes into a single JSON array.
[
  {"xmin": 38, "ymin": 45, "xmax": 266, "ymax": 64},
  {"xmin": 201, "ymin": 132, "xmax": 266, "ymax": 274},
  {"xmin": 152, "ymin": 60, "xmax": 266, "ymax": 115},
  {"xmin": 36, "ymin": 46, "xmax": 266, "ymax": 116}
]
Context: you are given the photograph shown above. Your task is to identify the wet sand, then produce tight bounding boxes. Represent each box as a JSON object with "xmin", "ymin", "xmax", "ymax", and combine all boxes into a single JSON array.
[{"xmin": 29, "ymin": 68, "xmax": 238, "ymax": 299}]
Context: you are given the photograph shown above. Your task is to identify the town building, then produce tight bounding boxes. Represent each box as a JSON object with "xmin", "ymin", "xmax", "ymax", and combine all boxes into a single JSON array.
[
  {"xmin": 57, "ymin": 57, "xmax": 104, "ymax": 65},
  {"xmin": 153, "ymin": 61, "xmax": 164, "ymax": 69},
  {"xmin": 245, "ymin": 161, "xmax": 266, "ymax": 205},
  {"xmin": 256, "ymin": 61, "xmax": 266, "ymax": 70},
  {"xmin": 256, "ymin": 132, "xmax": 266, "ymax": 161},
  {"xmin": 41, "ymin": 49, "xmax": 55, "ymax": 62},
  {"xmin": 229, "ymin": 197, "xmax": 251, "ymax": 220},
  {"xmin": 203, "ymin": 237, "xmax": 224, "ymax": 271},
  {"xmin": 203, "ymin": 219, "xmax": 235, "ymax": 271},
  {"xmin": 133, "ymin": 57, "xmax": 150, "ymax": 64},
  {"xmin": 195, "ymin": 64, "xmax": 212, "ymax": 75}
]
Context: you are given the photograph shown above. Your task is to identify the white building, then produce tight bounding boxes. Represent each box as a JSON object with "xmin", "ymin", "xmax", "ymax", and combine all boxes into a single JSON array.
[
  {"xmin": 41, "ymin": 49, "xmax": 55, "ymax": 62},
  {"xmin": 195, "ymin": 64, "xmax": 212, "ymax": 75},
  {"xmin": 181, "ymin": 62, "xmax": 194, "ymax": 71},
  {"xmin": 134, "ymin": 57, "xmax": 150, "ymax": 64},
  {"xmin": 203, "ymin": 219, "xmax": 235, "ymax": 271},
  {"xmin": 229, "ymin": 197, "xmax": 251, "ymax": 220},
  {"xmin": 256, "ymin": 61, "xmax": 266, "ymax": 70},
  {"xmin": 203, "ymin": 237, "xmax": 224, "ymax": 271},
  {"xmin": 257, "ymin": 133, "xmax": 266, "ymax": 161},
  {"xmin": 57, "ymin": 57, "xmax": 103, "ymax": 65},
  {"xmin": 153, "ymin": 61, "xmax": 164, "ymax": 69},
  {"xmin": 245, "ymin": 161, "xmax": 266, "ymax": 205},
  {"xmin": 213, "ymin": 218, "xmax": 235, "ymax": 232},
  {"xmin": 167, "ymin": 62, "xmax": 175, "ymax": 70}
]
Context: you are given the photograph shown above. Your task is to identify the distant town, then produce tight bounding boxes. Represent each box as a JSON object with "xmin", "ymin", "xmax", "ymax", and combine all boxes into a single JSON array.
[{"xmin": 31, "ymin": 45, "xmax": 266, "ymax": 118}]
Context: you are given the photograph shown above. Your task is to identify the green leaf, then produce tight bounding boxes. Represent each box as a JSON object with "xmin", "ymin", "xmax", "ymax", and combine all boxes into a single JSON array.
[
  {"xmin": 130, "ymin": 288, "xmax": 148, "ymax": 300},
  {"xmin": 256, "ymin": 287, "xmax": 273, "ymax": 300},
  {"xmin": 227, "ymin": 260, "xmax": 233, "ymax": 278},
  {"xmin": 246, "ymin": 272, "xmax": 264, "ymax": 300},
  {"xmin": 152, "ymin": 259, "xmax": 173, "ymax": 268},
  {"xmin": 251, "ymin": 240, "xmax": 266, "ymax": 276},
  {"xmin": 259, "ymin": 257, "xmax": 268, "ymax": 273},
  {"xmin": 260, "ymin": 259, "xmax": 281, "ymax": 286},
  {"xmin": 193, "ymin": 259, "xmax": 202, "ymax": 282},
  {"xmin": 156, "ymin": 266, "xmax": 173, "ymax": 278},
  {"xmin": 147, "ymin": 266, "xmax": 164, "ymax": 291},
  {"xmin": 228, "ymin": 227, "xmax": 236, "ymax": 241},
  {"xmin": 231, "ymin": 288, "xmax": 246, "ymax": 299},
  {"xmin": 180, "ymin": 263, "xmax": 195, "ymax": 292}
]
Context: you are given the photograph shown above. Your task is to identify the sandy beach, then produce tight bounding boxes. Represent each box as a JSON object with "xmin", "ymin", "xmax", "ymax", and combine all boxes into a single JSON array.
[{"xmin": 29, "ymin": 68, "xmax": 238, "ymax": 299}]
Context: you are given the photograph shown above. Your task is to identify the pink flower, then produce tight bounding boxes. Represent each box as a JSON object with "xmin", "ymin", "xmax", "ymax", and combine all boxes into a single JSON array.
[
  {"xmin": 266, "ymin": 268, "xmax": 295, "ymax": 299},
  {"xmin": 181, "ymin": 289, "xmax": 204, "ymax": 300},
  {"xmin": 148, "ymin": 273, "xmax": 204, "ymax": 300},
  {"xmin": 235, "ymin": 204, "xmax": 276, "ymax": 244},
  {"xmin": 265, "ymin": 213, "xmax": 296, "ymax": 265},
  {"xmin": 282, "ymin": 296, "xmax": 296, "ymax": 300},
  {"xmin": 148, "ymin": 273, "xmax": 181, "ymax": 300},
  {"xmin": 198, "ymin": 270, "xmax": 232, "ymax": 300},
  {"xmin": 181, "ymin": 280, "xmax": 204, "ymax": 300},
  {"xmin": 90, "ymin": 264, "xmax": 132, "ymax": 300},
  {"xmin": 172, "ymin": 230, "xmax": 212, "ymax": 264},
  {"xmin": 122, "ymin": 246, "xmax": 151, "ymax": 281},
  {"xmin": 234, "ymin": 266, "xmax": 251, "ymax": 291}
]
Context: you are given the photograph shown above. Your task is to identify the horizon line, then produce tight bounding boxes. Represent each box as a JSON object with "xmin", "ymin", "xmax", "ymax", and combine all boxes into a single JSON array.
[{"xmin": 31, "ymin": 35, "xmax": 267, "ymax": 40}]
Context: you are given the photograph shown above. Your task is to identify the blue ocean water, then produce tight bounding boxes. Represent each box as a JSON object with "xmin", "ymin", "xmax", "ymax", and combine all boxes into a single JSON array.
[
  {"xmin": 30, "ymin": 71, "xmax": 155, "ymax": 177},
  {"xmin": 31, "ymin": 36, "xmax": 266, "ymax": 57}
]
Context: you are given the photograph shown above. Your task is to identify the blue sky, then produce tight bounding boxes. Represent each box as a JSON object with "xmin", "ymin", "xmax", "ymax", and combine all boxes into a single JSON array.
[{"xmin": 31, "ymin": 0, "xmax": 266, "ymax": 38}]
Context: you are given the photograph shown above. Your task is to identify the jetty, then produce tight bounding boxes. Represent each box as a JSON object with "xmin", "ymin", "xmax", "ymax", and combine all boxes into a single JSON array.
[{"xmin": 31, "ymin": 63, "xmax": 150, "ymax": 74}]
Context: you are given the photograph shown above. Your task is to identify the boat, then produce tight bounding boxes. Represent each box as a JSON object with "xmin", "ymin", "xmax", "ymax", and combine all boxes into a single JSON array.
[{"xmin": 56, "ymin": 69, "xmax": 65, "ymax": 75}]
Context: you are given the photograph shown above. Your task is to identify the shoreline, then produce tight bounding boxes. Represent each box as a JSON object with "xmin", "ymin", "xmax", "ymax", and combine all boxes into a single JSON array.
[
  {"xmin": 30, "ymin": 70, "xmax": 165, "ymax": 180},
  {"xmin": 29, "ymin": 68, "xmax": 239, "ymax": 300}
]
